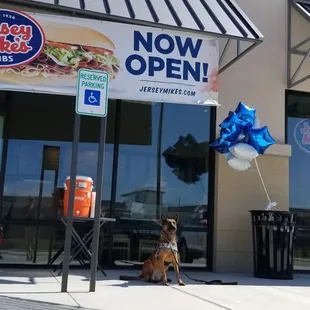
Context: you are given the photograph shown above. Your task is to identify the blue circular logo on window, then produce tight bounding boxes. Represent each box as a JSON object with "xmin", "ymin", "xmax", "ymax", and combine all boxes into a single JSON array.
[
  {"xmin": 294, "ymin": 119, "xmax": 310, "ymax": 153},
  {"xmin": 0, "ymin": 9, "xmax": 45, "ymax": 68}
]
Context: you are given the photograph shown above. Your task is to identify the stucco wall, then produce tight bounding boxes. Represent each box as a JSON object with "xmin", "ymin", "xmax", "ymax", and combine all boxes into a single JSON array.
[
  {"xmin": 218, "ymin": 0, "xmax": 287, "ymax": 141},
  {"xmin": 213, "ymin": 0, "xmax": 309, "ymax": 272}
]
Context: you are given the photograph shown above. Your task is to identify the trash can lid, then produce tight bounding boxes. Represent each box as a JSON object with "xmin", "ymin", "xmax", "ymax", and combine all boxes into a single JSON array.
[{"xmin": 249, "ymin": 210, "xmax": 293, "ymax": 214}]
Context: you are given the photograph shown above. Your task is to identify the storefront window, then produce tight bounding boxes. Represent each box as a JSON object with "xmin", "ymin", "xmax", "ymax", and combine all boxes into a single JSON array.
[
  {"xmin": 112, "ymin": 102, "xmax": 210, "ymax": 267},
  {"xmin": 287, "ymin": 91, "xmax": 310, "ymax": 270},
  {"xmin": 0, "ymin": 93, "xmax": 212, "ymax": 268},
  {"xmin": 0, "ymin": 92, "xmax": 115, "ymax": 264},
  {"xmin": 0, "ymin": 115, "xmax": 4, "ymax": 175}
]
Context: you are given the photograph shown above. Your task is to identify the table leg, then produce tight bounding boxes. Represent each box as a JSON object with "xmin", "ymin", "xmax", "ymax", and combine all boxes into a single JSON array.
[
  {"xmin": 61, "ymin": 219, "xmax": 92, "ymax": 261},
  {"xmin": 78, "ymin": 257, "xmax": 86, "ymax": 266},
  {"xmin": 70, "ymin": 225, "xmax": 107, "ymax": 276},
  {"xmin": 56, "ymin": 233, "xmax": 91, "ymax": 274},
  {"xmin": 71, "ymin": 228, "xmax": 92, "ymax": 259},
  {"xmin": 68, "ymin": 229, "xmax": 94, "ymax": 263},
  {"xmin": 57, "ymin": 231, "xmax": 93, "ymax": 276},
  {"xmin": 59, "ymin": 219, "xmax": 107, "ymax": 276},
  {"xmin": 47, "ymin": 227, "xmax": 54, "ymax": 263},
  {"xmin": 47, "ymin": 245, "xmax": 64, "ymax": 266},
  {"xmin": 70, "ymin": 221, "xmax": 106, "ymax": 263}
]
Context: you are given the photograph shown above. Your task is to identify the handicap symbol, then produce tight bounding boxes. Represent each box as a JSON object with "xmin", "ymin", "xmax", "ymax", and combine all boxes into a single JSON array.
[
  {"xmin": 84, "ymin": 89, "xmax": 100, "ymax": 106},
  {"xmin": 88, "ymin": 92, "xmax": 97, "ymax": 104}
]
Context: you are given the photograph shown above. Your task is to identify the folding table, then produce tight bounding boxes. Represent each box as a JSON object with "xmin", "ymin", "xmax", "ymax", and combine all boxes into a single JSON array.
[{"xmin": 48, "ymin": 217, "xmax": 116, "ymax": 275}]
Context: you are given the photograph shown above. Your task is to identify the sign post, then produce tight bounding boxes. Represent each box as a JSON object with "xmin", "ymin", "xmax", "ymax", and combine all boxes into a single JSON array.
[
  {"xmin": 61, "ymin": 69, "xmax": 109, "ymax": 292},
  {"xmin": 61, "ymin": 112, "xmax": 81, "ymax": 292},
  {"xmin": 80, "ymin": 68, "xmax": 109, "ymax": 292},
  {"xmin": 89, "ymin": 116, "xmax": 107, "ymax": 292}
]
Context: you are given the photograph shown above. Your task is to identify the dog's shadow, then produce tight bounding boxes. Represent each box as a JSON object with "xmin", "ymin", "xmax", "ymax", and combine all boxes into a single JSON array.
[
  {"xmin": 108, "ymin": 281, "xmax": 152, "ymax": 288},
  {"xmin": 107, "ymin": 279, "xmax": 175, "ymax": 288}
]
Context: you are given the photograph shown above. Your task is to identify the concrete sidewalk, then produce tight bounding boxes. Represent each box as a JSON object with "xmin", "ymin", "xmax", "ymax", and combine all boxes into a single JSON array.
[
  {"xmin": 0, "ymin": 295, "xmax": 94, "ymax": 310},
  {"xmin": 0, "ymin": 269, "xmax": 309, "ymax": 310}
]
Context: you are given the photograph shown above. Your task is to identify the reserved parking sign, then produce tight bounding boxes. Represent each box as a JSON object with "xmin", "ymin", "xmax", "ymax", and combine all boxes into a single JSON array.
[{"xmin": 76, "ymin": 69, "xmax": 109, "ymax": 117}]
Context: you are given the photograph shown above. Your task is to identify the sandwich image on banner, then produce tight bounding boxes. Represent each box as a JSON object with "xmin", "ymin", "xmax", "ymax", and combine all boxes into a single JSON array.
[{"xmin": 0, "ymin": 21, "xmax": 120, "ymax": 86}]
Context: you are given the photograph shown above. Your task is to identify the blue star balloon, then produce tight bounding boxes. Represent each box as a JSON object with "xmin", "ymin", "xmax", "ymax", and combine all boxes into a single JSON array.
[
  {"xmin": 219, "ymin": 111, "xmax": 243, "ymax": 141},
  {"xmin": 220, "ymin": 111, "xmax": 238, "ymax": 129},
  {"xmin": 220, "ymin": 124, "xmax": 243, "ymax": 142},
  {"xmin": 234, "ymin": 102, "xmax": 256, "ymax": 130},
  {"xmin": 210, "ymin": 137, "xmax": 237, "ymax": 154},
  {"xmin": 248, "ymin": 126, "xmax": 276, "ymax": 154}
]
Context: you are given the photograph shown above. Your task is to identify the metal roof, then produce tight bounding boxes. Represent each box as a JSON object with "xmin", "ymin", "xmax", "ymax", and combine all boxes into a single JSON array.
[
  {"xmin": 4, "ymin": 0, "xmax": 264, "ymax": 42},
  {"xmin": 2, "ymin": 0, "xmax": 264, "ymax": 73},
  {"xmin": 292, "ymin": 0, "xmax": 310, "ymax": 20},
  {"xmin": 288, "ymin": 0, "xmax": 310, "ymax": 88}
]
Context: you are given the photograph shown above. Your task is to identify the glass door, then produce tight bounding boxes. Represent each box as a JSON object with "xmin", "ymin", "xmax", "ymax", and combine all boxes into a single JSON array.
[
  {"xmin": 109, "ymin": 101, "xmax": 211, "ymax": 268},
  {"xmin": 287, "ymin": 90, "xmax": 310, "ymax": 271}
]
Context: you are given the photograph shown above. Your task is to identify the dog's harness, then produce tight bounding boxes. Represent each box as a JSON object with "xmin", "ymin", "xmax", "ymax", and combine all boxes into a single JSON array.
[{"xmin": 154, "ymin": 242, "xmax": 178, "ymax": 259}]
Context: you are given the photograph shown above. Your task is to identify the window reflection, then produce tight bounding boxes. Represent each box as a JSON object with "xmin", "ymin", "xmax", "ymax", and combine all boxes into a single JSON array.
[
  {"xmin": 2, "ymin": 140, "xmax": 114, "ymax": 219},
  {"xmin": 113, "ymin": 102, "xmax": 210, "ymax": 267},
  {"xmin": 0, "ymin": 116, "xmax": 4, "ymax": 175},
  {"xmin": 287, "ymin": 91, "xmax": 310, "ymax": 271},
  {"xmin": 0, "ymin": 224, "xmax": 60, "ymax": 264},
  {"xmin": 0, "ymin": 92, "xmax": 115, "ymax": 264},
  {"xmin": 0, "ymin": 92, "xmax": 211, "ymax": 268}
]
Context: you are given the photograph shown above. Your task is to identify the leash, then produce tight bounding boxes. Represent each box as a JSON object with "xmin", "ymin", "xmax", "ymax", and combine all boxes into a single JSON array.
[{"xmin": 149, "ymin": 217, "xmax": 238, "ymax": 286}]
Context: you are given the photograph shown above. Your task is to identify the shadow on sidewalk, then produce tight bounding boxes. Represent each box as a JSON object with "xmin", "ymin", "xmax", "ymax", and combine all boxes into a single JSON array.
[
  {"xmin": 0, "ymin": 295, "xmax": 93, "ymax": 310},
  {"xmin": 0, "ymin": 268, "xmax": 310, "ymax": 289}
]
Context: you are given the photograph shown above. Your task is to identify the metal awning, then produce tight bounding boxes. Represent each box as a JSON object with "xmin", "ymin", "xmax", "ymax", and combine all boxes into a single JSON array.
[
  {"xmin": 288, "ymin": 0, "xmax": 310, "ymax": 88},
  {"xmin": 3, "ymin": 0, "xmax": 264, "ymax": 73}
]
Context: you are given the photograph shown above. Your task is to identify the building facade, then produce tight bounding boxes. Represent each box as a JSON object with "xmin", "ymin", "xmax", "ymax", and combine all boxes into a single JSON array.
[
  {"xmin": 215, "ymin": 0, "xmax": 310, "ymax": 272},
  {"xmin": 0, "ymin": 0, "xmax": 309, "ymax": 273}
]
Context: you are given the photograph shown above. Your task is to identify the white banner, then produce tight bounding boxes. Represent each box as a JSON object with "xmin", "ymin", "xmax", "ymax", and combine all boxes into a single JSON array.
[{"xmin": 0, "ymin": 9, "xmax": 219, "ymax": 105}]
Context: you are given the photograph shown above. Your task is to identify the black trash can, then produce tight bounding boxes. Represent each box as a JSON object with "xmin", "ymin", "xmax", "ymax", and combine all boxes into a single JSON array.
[{"xmin": 250, "ymin": 210, "xmax": 296, "ymax": 280}]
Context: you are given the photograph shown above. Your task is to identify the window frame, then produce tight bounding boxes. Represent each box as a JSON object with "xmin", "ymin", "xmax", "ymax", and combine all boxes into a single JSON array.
[{"xmin": 0, "ymin": 93, "xmax": 216, "ymax": 270}]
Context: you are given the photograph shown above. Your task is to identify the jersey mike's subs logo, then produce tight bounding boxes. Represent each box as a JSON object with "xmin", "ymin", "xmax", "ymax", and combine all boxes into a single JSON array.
[
  {"xmin": 0, "ymin": 11, "xmax": 120, "ymax": 84},
  {"xmin": 294, "ymin": 119, "xmax": 310, "ymax": 153},
  {"xmin": 0, "ymin": 9, "xmax": 45, "ymax": 68}
]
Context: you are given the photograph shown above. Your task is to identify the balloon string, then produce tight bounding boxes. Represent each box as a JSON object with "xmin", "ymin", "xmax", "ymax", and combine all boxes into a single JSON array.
[{"xmin": 254, "ymin": 158, "xmax": 271, "ymax": 204}]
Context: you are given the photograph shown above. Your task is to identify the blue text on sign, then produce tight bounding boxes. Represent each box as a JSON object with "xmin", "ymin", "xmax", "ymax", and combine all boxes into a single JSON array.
[{"xmin": 125, "ymin": 31, "xmax": 209, "ymax": 83}]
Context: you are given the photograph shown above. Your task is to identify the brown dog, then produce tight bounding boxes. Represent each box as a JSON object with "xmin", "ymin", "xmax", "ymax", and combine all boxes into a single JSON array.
[{"xmin": 120, "ymin": 214, "xmax": 185, "ymax": 286}]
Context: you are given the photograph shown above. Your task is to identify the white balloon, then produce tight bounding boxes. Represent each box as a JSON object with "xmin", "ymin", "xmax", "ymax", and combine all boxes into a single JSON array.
[
  {"xmin": 237, "ymin": 133, "xmax": 246, "ymax": 141},
  {"xmin": 253, "ymin": 116, "xmax": 260, "ymax": 129},
  {"xmin": 226, "ymin": 154, "xmax": 251, "ymax": 171},
  {"xmin": 229, "ymin": 143, "xmax": 259, "ymax": 161}
]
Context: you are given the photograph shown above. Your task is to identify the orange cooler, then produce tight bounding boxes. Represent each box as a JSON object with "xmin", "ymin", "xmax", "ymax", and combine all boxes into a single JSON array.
[{"xmin": 63, "ymin": 176, "xmax": 93, "ymax": 217}]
